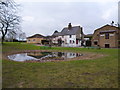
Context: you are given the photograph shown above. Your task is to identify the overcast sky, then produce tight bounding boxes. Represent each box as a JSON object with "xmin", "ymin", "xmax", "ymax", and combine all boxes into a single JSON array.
[{"xmin": 15, "ymin": 0, "xmax": 119, "ymax": 37}]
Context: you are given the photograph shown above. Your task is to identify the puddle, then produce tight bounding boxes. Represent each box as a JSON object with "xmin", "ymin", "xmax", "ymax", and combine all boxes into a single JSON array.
[{"xmin": 8, "ymin": 52, "xmax": 83, "ymax": 62}]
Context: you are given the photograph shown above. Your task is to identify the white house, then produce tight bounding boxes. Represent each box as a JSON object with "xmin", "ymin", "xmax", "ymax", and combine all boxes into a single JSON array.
[{"xmin": 52, "ymin": 23, "xmax": 84, "ymax": 47}]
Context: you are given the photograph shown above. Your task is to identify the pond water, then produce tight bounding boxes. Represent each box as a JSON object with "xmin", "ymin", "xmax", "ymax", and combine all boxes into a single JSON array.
[{"xmin": 8, "ymin": 52, "xmax": 83, "ymax": 62}]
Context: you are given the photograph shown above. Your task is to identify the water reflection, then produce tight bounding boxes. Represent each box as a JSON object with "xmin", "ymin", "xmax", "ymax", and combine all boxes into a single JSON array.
[
  {"xmin": 8, "ymin": 53, "xmax": 37, "ymax": 61},
  {"xmin": 8, "ymin": 52, "xmax": 83, "ymax": 61}
]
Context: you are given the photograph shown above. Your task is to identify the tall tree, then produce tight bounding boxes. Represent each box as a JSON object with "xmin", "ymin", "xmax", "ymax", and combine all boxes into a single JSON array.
[{"xmin": 0, "ymin": 0, "xmax": 21, "ymax": 44}]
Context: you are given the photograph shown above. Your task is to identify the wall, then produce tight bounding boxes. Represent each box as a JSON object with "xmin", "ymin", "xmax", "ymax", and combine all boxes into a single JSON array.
[
  {"xmin": 99, "ymin": 32, "xmax": 116, "ymax": 48},
  {"xmin": 27, "ymin": 38, "xmax": 44, "ymax": 44},
  {"xmin": 61, "ymin": 35, "xmax": 81, "ymax": 47},
  {"xmin": 61, "ymin": 35, "xmax": 77, "ymax": 47}
]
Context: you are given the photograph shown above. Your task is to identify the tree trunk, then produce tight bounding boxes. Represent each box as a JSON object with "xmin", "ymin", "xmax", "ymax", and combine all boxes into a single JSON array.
[
  {"xmin": 1, "ymin": 28, "xmax": 8, "ymax": 44},
  {"xmin": 1, "ymin": 35, "xmax": 5, "ymax": 44},
  {"xmin": 1, "ymin": 23, "xmax": 5, "ymax": 44}
]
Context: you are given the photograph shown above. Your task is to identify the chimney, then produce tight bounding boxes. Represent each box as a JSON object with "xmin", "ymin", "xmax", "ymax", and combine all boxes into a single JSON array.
[
  {"xmin": 111, "ymin": 21, "xmax": 114, "ymax": 26},
  {"xmin": 68, "ymin": 23, "xmax": 72, "ymax": 30}
]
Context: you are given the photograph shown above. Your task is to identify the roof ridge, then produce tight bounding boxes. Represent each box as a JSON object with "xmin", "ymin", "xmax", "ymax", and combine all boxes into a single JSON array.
[
  {"xmin": 64, "ymin": 25, "xmax": 80, "ymax": 29},
  {"xmin": 27, "ymin": 34, "xmax": 45, "ymax": 38}
]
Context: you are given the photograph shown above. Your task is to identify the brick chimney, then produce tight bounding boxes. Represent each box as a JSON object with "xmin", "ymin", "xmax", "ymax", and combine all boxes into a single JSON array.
[{"xmin": 68, "ymin": 23, "xmax": 72, "ymax": 30}]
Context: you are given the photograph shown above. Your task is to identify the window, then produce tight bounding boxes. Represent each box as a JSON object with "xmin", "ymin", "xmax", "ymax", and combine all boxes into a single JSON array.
[
  {"xmin": 105, "ymin": 33, "xmax": 109, "ymax": 39},
  {"xmin": 94, "ymin": 41, "xmax": 98, "ymax": 45},
  {"xmin": 119, "ymin": 41, "xmax": 120, "ymax": 45},
  {"xmin": 70, "ymin": 35, "xmax": 72, "ymax": 38},
  {"xmin": 28, "ymin": 40, "xmax": 30, "ymax": 42},
  {"xmin": 76, "ymin": 40, "xmax": 78, "ymax": 44},
  {"xmin": 33, "ymin": 39, "xmax": 35, "ymax": 41},
  {"xmin": 73, "ymin": 41, "xmax": 75, "ymax": 43},
  {"xmin": 70, "ymin": 40, "xmax": 72, "ymax": 43},
  {"xmin": 105, "ymin": 44, "xmax": 110, "ymax": 48}
]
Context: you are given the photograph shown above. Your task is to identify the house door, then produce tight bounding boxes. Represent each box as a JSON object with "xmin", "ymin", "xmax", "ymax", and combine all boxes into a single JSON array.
[
  {"xmin": 76, "ymin": 39, "xmax": 78, "ymax": 44},
  {"xmin": 86, "ymin": 40, "xmax": 91, "ymax": 46},
  {"xmin": 105, "ymin": 44, "xmax": 110, "ymax": 48}
]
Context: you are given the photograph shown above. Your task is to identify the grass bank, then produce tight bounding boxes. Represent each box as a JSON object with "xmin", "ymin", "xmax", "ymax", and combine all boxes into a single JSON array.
[{"xmin": 2, "ymin": 42, "xmax": 118, "ymax": 88}]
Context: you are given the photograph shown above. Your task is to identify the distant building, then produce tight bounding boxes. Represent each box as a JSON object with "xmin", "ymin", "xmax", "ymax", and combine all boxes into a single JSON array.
[
  {"xmin": 91, "ymin": 24, "xmax": 120, "ymax": 48},
  {"xmin": 52, "ymin": 30, "xmax": 60, "ymax": 44},
  {"xmin": 52, "ymin": 23, "xmax": 84, "ymax": 47},
  {"xmin": 27, "ymin": 34, "xmax": 45, "ymax": 44},
  {"xmin": 84, "ymin": 34, "xmax": 93, "ymax": 46}
]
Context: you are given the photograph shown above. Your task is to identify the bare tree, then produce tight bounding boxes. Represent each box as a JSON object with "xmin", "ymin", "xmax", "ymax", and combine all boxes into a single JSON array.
[{"xmin": 0, "ymin": 0, "xmax": 21, "ymax": 44}]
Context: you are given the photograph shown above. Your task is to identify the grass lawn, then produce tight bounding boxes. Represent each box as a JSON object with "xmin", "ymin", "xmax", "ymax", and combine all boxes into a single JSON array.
[{"xmin": 2, "ymin": 42, "xmax": 118, "ymax": 88}]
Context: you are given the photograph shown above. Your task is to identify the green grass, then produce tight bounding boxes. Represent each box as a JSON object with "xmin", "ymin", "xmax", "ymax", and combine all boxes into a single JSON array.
[{"xmin": 2, "ymin": 42, "xmax": 118, "ymax": 88}]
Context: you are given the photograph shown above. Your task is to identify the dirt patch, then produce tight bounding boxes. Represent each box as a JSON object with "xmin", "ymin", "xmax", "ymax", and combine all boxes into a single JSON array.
[{"xmin": 3, "ymin": 50, "xmax": 106, "ymax": 63}]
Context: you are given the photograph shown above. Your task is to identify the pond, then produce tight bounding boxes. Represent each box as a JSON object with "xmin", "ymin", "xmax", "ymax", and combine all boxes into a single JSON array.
[{"xmin": 8, "ymin": 52, "xmax": 83, "ymax": 62}]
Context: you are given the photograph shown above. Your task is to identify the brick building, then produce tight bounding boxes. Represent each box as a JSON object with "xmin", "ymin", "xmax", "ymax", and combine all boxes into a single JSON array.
[{"xmin": 91, "ymin": 24, "xmax": 120, "ymax": 48}]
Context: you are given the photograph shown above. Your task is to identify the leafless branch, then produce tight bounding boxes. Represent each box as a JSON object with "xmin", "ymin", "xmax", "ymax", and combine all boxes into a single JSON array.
[{"xmin": 0, "ymin": 0, "xmax": 21, "ymax": 43}]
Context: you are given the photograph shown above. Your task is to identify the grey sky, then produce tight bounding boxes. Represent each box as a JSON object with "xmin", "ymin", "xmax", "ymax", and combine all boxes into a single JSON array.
[{"xmin": 16, "ymin": 0, "xmax": 118, "ymax": 37}]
